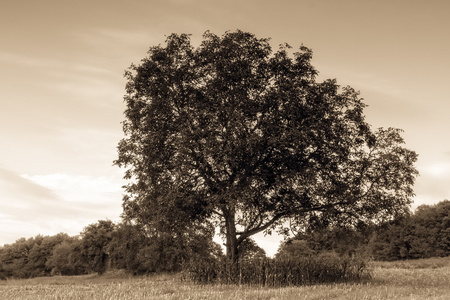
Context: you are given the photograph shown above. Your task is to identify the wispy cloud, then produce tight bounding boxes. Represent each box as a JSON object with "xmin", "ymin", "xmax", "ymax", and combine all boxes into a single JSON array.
[
  {"xmin": 0, "ymin": 167, "xmax": 57, "ymax": 201},
  {"xmin": 22, "ymin": 173, "xmax": 123, "ymax": 205},
  {"xmin": 0, "ymin": 167, "xmax": 123, "ymax": 245}
]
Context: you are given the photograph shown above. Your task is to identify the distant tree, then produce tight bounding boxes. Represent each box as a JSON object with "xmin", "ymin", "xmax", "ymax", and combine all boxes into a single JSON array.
[
  {"xmin": 0, "ymin": 237, "xmax": 34, "ymax": 278},
  {"xmin": 46, "ymin": 236, "xmax": 88, "ymax": 275},
  {"xmin": 136, "ymin": 232, "xmax": 186, "ymax": 273},
  {"xmin": 80, "ymin": 220, "xmax": 115, "ymax": 275},
  {"xmin": 237, "ymin": 238, "xmax": 266, "ymax": 260},
  {"xmin": 366, "ymin": 200, "xmax": 450, "ymax": 260},
  {"xmin": 0, "ymin": 263, "xmax": 5, "ymax": 280},
  {"xmin": 275, "ymin": 239, "xmax": 316, "ymax": 260},
  {"xmin": 107, "ymin": 223, "xmax": 147, "ymax": 273},
  {"xmin": 115, "ymin": 30, "xmax": 418, "ymax": 273},
  {"xmin": 0, "ymin": 233, "xmax": 72, "ymax": 278},
  {"xmin": 46, "ymin": 240, "xmax": 74, "ymax": 275},
  {"xmin": 66, "ymin": 237, "xmax": 88, "ymax": 275},
  {"xmin": 19, "ymin": 235, "xmax": 45, "ymax": 277},
  {"xmin": 27, "ymin": 233, "xmax": 71, "ymax": 277},
  {"xmin": 290, "ymin": 221, "xmax": 374, "ymax": 257},
  {"xmin": 367, "ymin": 217, "xmax": 412, "ymax": 261},
  {"xmin": 413, "ymin": 200, "xmax": 450, "ymax": 257}
]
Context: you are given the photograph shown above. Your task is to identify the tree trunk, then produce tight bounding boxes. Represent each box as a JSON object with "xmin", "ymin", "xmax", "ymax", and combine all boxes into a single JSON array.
[
  {"xmin": 225, "ymin": 214, "xmax": 238, "ymax": 263},
  {"xmin": 224, "ymin": 206, "xmax": 239, "ymax": 281}
]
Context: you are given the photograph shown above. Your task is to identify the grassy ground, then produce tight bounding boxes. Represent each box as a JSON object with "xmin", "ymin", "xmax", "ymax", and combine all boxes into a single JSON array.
[{"xmin": 1, "ymin": 257, "xmax": 449, "ymax": 300}]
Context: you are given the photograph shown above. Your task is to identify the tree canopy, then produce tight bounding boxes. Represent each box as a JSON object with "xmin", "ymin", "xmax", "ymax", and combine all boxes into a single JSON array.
[{"xmin": 115, "ymin": 30, "xmax": 418, "ymax": 264}]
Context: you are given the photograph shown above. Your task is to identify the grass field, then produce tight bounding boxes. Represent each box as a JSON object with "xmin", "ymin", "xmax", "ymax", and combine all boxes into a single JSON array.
[{"xmin": 1, "ymin": 257, "xmax": 449, "ymax": 300}]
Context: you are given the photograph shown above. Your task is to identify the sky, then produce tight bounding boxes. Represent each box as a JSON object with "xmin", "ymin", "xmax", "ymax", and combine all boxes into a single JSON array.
[{"xmin": 1, "ymin": 0, "xmax": 449, "ymax": 257}]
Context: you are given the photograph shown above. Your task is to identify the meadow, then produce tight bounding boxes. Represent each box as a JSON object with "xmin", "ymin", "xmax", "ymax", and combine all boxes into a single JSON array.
[{"xmin": 1, "ymin": 257, "xmax": 449, "ymax": 300}]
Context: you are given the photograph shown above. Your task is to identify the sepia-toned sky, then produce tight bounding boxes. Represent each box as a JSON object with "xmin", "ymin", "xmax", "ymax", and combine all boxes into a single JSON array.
[{"xmin": 1, "ymin": 0, "xmax": 449, "ymax": 256}]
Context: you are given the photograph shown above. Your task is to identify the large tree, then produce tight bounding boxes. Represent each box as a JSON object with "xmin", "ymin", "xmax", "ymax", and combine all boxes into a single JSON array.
[{"xmin": 115, "ymin": 30, "xmax": 418, "ymax": 265}]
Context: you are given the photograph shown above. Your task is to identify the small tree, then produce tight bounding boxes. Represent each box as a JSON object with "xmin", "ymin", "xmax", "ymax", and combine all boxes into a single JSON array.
[
  {"xmin": 80, "ymin": 220, "xmax": 115, "ymax": 275},
  {"xmin": 238, "ymin": 238, "xmax": 266, "ymax": 260},
  {"xmin": 276, "ymin": 239, "xmax": 315, "ymax": 260},
  {"xmin": 46, "ymin": 240, "xmax": 75, "ymax": 275},
  {"xmin": 115, "ymin": 30, "xmax": 418, "ymax": 273},
  {"xmin": 46, "ymin": 236, "xmax": 88, "ymax": 276}
]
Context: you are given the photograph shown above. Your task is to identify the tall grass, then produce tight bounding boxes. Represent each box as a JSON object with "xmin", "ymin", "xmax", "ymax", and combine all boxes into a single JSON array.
[
  {"xmin": 183, "ymin": 252, "xmax": 371, "ymax": 286},
  {"xmin": 372, "ymin": 255, "xmax": 450, "ymax": 269},
  {"xmin": 1, "ymin": 257, "xmax": 449, "ymax": 299}
]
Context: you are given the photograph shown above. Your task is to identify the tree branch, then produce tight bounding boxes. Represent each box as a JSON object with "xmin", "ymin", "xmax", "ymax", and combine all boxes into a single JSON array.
[{"xmin": 236, "ymin": 213, "xmax": 284, "ymax": 243}]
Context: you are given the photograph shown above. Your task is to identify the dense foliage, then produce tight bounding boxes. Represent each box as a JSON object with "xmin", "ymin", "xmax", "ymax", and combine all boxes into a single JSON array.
[
  {"xmin": 0, "ymin": 233, "xmax": 80, "ymax": 279},
  {"xmin": 368, "ymin": 200, "xmax": 450, "ymax": 260},
  {"xmin": 0, "ymin": 200, "xmax": 450, "ymax": 285},
  {"xmin": 0, "ymin": 220, "xmax": 220, "ymax": 279},
  {"xmin": 0, "ymin": 201, "xmax": 447, "ymax": 280},
  {"xmin": 115, "ymin": 30, "xmax": 418, "ymax": 267},
  {"xmin": 277, "ymin": 200, "xmax": 450, "ymax": 261}
]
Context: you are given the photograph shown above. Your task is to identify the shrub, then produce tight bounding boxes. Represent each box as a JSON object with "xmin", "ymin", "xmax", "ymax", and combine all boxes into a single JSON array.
[{"xmin": 183, "ymin": 252, "xmax": 371, "ymax": 286}]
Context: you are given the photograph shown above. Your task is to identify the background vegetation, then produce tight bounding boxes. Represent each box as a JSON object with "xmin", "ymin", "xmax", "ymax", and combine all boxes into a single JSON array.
[
  {"xmin": 283, "ymin": 200, "xmax": 450, "ymax": 261},
  {"xmin": 1, "ymin": 200, "xmax": 448, "ymax": 282}
]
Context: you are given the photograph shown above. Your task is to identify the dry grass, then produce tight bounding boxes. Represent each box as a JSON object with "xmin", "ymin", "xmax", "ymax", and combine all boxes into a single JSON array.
[
  {"xmin": 1, "ymin": 257, "xmax": 449, "ymax": 299},
  {"xmin": 371, "ymin": 256, "xmax": 450, "ymax": 270}
]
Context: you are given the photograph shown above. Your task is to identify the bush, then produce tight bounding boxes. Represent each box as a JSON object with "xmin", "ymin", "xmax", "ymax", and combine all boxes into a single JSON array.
[{"xmin": 183, "ymin": 252, "xmax": 371, "ymax": 286}]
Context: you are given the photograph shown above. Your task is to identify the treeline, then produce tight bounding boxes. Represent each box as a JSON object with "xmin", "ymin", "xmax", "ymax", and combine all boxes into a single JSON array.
[
  {"xmin": 279, "ymin": 200, "xmax": 450, "ymax": 261},
  {"xmin": 1, "ymin": 201, "xmax": 448, "ymax": 280},
  {"xmin": 0, "ymin": 220, "xmax": 221, "ymax": 279}
]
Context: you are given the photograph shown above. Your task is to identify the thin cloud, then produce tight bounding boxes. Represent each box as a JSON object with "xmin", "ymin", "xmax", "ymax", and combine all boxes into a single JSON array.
[
  {"xmin": 0, "ymin": 167, "xmax": 122, "ymax": 245},
  {"xmin": 0, "ymin": 167, "xmax": 57, "ymax": 202},
  {"xmin": 22, "ymin": 173, "xmax": 123, "ymax": 204}
]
